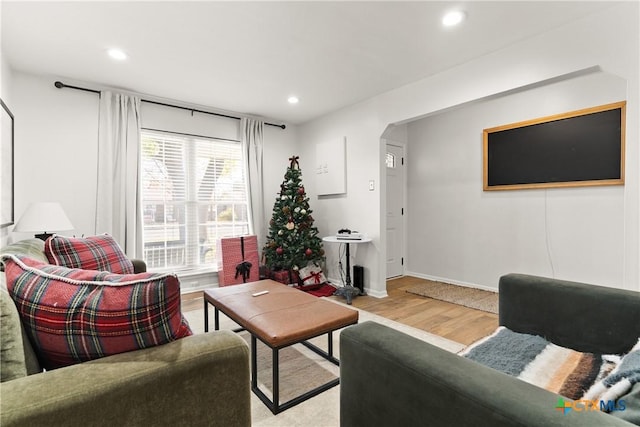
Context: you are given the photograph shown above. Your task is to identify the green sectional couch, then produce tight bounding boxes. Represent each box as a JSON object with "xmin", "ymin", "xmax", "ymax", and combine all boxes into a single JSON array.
[{"xmin": 340, "ymin": 274, "xmax": 640, "ymax": 426}]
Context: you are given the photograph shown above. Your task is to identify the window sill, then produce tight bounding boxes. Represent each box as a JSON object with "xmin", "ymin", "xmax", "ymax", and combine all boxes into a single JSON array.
[{"xmin": 146, "ymin": 266, "xmax": 218, "ymax": 292}]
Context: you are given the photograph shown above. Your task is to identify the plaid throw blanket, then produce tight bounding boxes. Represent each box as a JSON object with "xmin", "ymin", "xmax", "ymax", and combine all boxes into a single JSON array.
[
  {"xmin": 584, "ymin": 339, "xmax": 640, "ymax": 403},
  {"xmin": 461, "ymin": 327, "xmax": 640, "ymax": 403}
]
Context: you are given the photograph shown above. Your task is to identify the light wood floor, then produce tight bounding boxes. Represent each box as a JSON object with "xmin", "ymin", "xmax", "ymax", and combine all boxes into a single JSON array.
[{"xmin": 182, "ymin": 276, "xmax": 499, "ymax": 346}]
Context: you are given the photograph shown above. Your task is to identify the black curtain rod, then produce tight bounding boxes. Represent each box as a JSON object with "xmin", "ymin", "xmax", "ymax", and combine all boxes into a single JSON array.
[{"xmin": 54, "ymin": 81, "xmax": 286, "ymax": 129}]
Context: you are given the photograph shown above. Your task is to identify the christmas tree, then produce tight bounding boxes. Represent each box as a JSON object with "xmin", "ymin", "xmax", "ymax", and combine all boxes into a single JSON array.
[{"xmin": 263, "ymin": 155, "xmax": 324, "ymax": 277}]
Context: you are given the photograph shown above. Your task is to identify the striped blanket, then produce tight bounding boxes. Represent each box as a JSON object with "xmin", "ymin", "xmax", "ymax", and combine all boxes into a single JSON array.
[{"xmin": 461, "ymin": 327, "xmax": 640, "ymax": 403}]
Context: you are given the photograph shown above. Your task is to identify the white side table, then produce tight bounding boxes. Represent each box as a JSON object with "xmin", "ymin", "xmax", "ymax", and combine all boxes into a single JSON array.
[{"xmin": 322, "ymin": 236, "xmax": 372, "ymax": 304}]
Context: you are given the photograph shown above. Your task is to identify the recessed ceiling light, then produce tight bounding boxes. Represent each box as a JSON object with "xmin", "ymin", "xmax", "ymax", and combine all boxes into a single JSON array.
[
  {"xmin": 107, "ymin": 48, "xmax": 128, "ymax": 61},
  {"xmin": 288, "ymin": 96, "xmax": 299, "ymax": 104},
  {"xmin": 442, "ymin": 10, "xmax": 466, "ymax": 27}
]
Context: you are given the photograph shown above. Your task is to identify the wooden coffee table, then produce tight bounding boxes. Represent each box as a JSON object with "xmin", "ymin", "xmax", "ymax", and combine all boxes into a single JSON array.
[{"xmin": 203, "ymin": 280, "xmax": 359, "ymax": 414}]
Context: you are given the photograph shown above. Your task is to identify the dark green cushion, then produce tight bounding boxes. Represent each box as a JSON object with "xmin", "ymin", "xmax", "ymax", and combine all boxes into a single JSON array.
[
  {"xmin": 0, "ymin": 239, "xmax": 47, "ymax": 270},
  {"xmin": 499, "ymin": 273, "xmax": 640, "ymax": 354},
  {"xmin": 341, "ymin": 321, "xmax": 633, "ymax": 427},
  {"xmin": 1, "ymin": 288, "xmax": 27, "ymax": 382},
  {"xmin": 0, "ymin": 332, "xmax": 251, "ymax": 427}
]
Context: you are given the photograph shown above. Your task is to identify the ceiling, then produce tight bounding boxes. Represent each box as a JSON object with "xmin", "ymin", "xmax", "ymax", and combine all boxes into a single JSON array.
[{"xmin": 1, "ymin": 1, "xmax": 615, "ymax": 125}]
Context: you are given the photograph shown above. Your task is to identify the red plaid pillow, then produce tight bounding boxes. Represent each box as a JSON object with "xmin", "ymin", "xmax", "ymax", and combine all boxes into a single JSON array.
[
  {"xmin": 45, "ymin": 234, "xmax": 134, "ymax": 274},
  {"xmin": 2, "ymin": 255, "xmax": 192, "ymax": 370}
]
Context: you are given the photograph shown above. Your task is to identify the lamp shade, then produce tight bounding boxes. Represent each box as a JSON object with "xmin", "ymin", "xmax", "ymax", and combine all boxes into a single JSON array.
[{"xmin": 14, "ymin": 202, "xmax": 74, "ymax": 237}]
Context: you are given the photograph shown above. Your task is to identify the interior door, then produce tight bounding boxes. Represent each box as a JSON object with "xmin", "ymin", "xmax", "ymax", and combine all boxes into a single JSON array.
[{"xmin": 385, "ymin": 142, "xmax": 405, "ymax": 279}]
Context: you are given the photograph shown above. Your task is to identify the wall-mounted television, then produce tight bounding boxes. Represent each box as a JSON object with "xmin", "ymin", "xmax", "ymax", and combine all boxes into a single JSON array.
[{"xmin": 483, "ymin": 101, "xmax": 625, "ymax": 191}]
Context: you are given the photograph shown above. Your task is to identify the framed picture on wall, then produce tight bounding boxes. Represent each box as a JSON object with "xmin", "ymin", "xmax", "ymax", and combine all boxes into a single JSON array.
[{"xmin": 1, "ymin": 98, "xmax": 14, "ymax": 228}]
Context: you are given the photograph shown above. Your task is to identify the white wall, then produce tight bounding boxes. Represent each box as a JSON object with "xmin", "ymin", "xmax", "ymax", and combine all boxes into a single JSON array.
[
  {"xmin": 299, "ymin": 104, "xmax": 381, "ymax": 291},
  {"xmin": 11, "ymin": 73, "xmax": 100, "ymax": 241},
  {"xmin": 140, "ymin": 101, "xmax": 240, "ymax": 141},
  {"xmin": 0, "ymin": 51, "xmax": 11, "ymax": 110},
  {"xmin": 299, "ymin": 2, "xmax": 639, "ymax": 294},
  {"xmin": 9, "ymin": 72, "xmax": 297, "ymax": 237},
  {"xmin": 7, "ymin": 71, "xmax": 297, "ymax": 290},
  {"xmin": 407, "ymin": 71, "xmax": 627, "ymax": 289}
]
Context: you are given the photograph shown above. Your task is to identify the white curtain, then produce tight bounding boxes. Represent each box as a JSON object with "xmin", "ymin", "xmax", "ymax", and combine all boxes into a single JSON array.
[
  {"xmin": 95, "ymin": 91, "xmax": 143, "ymax": 258},
  {"xmin": 241, "ymin": 118, "xmax": 265, "ymax": 251}
]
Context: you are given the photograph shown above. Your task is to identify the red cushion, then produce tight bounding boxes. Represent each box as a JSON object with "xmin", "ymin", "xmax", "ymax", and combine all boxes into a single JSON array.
[
  {"xmin": 45, "ymin": 234, "xmax": 134, "ymax": 274},
  {"xmin": 2, "ymin": 255, "xmax": 192, "ymax": 370}
]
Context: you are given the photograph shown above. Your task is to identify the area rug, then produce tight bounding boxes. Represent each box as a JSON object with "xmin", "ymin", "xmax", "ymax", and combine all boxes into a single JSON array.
[
  {"xmin": 182, "ymin": 306, "xmax": 340, "ymax": 407},
  {"xmin": 183, "ymin": 297, "xmax": 464, "ymax": 426},
  {"xmin": 303, "ymin": 283, "xmax": 338, "ymax": 297},
  {"xmin": 406, "ymin": 280, "xmax": 499, "ymax": 314},
  {"xmin": 237, "ymin": 332, "xmax": 337, "ymax": 403}
]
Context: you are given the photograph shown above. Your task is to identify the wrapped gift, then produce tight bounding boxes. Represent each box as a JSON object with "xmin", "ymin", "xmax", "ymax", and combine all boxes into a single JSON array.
[
  {"xmin": 269, "ymin": 269, "xmax": 300, "ymax": 286},
  {"xmin": 217, "ymin": 235, "xmax": 260, "ymax": 286},
  {"xmin": 259, "ymin": 264, "xmax": 269, "ymax": 280},
  {"xmin": 298, "ymin": 263, "xmax": 327, "ymax": 290}
]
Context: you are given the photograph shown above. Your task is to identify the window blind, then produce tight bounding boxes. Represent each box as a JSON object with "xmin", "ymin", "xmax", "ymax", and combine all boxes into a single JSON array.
[{"xmin": 141, "ymin": 130, "xmax": 249, "ymax": 272}]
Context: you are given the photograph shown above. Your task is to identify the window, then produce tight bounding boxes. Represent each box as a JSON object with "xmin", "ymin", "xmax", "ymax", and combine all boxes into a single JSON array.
[
  {"xmin": 140, "ymin": 130, "xmax": 249, "ymax": 272},
  {"xmin": 386, "ymin": 152, "xmax": 396, "ymax": 168}
]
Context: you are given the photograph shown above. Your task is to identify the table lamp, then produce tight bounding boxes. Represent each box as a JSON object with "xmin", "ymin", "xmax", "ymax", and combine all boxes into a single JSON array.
[{"xmin": 13, "ymin": 202, "xmax": 74, "ymax": 240}]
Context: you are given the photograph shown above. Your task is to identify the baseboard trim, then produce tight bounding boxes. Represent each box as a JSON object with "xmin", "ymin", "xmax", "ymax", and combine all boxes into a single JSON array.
[
  {"xmin": 404, "ymin": 271, "xmax": 498, "ymax": 293},
  {"xmin": 366, "ymin": 288, "xmax": 389, "ymax": 298}
]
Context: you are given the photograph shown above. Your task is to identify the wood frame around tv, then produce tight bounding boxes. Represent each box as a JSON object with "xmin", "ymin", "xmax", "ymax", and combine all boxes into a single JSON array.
[{"xmin": 483, "ymin": 101, "xmax": 626, "ymax": 191}]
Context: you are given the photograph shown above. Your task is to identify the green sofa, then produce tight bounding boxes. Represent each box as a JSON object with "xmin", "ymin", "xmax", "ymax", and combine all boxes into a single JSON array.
[
  {"xmin": 340, "ymin": 274, "xmax": 640, "ymax": 426},
  {"xmin": 0, "ymin": 239, "xmax": 251, "ymax": 427}
]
